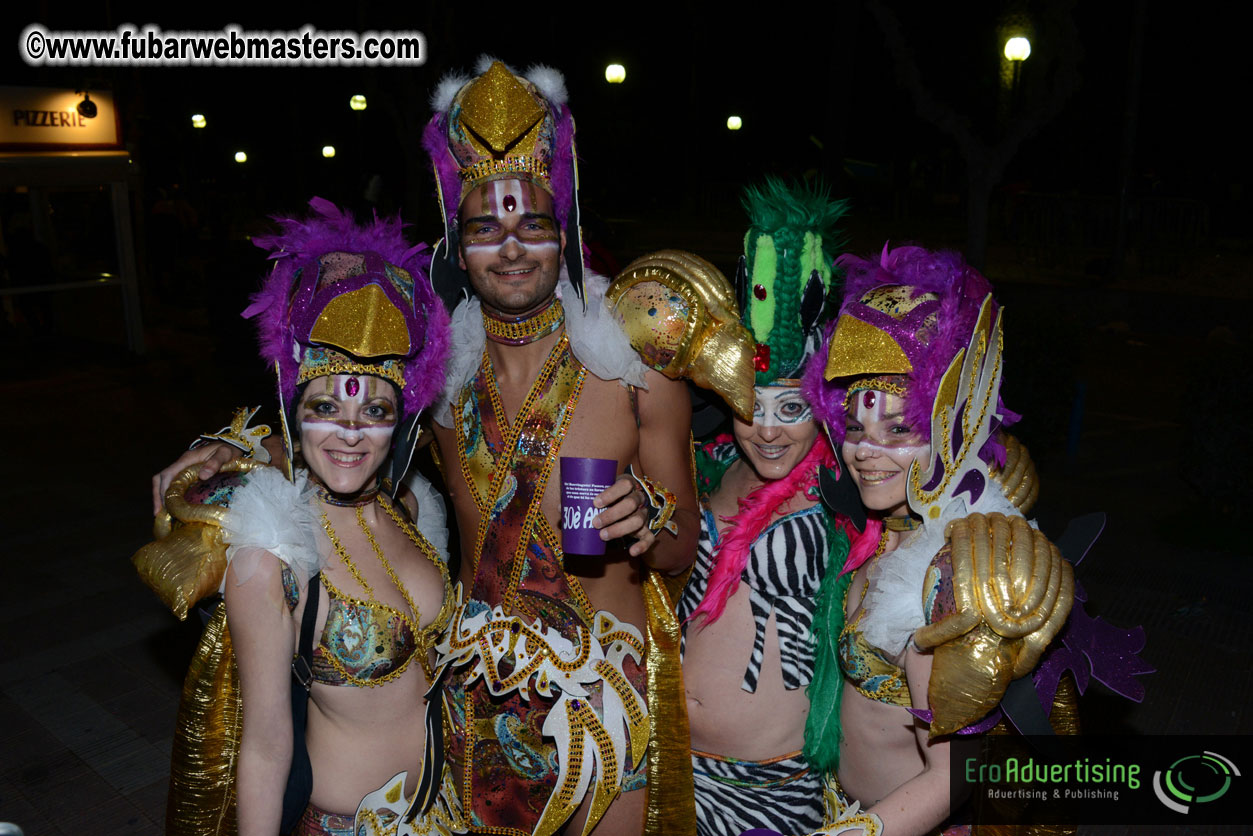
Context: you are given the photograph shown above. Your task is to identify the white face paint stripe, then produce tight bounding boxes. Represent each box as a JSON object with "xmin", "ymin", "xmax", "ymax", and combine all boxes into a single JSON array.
[
  {"xmin": 754, "ymin": 385, "xmax": 814, "ymax": 428},
  {"xmin": 461, "ymin": 234, "xmax": 560, "ymax": 254},
  {"xmin": 490, "ymin": 180, "xmax": 526, "ymax": 214},
  {"xmin": 845, "ymin": 391, "xmax": 925, "ymax": 455},
  {"xmin": 300, "ymin": 421, "xmax": 395, "ymax": 437}
]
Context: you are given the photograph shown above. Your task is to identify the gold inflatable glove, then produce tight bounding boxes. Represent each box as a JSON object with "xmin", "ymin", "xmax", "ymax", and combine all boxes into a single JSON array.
[
  {"xmin": 990, "ymin": 433, "xmax": 1039, "ymax": 515},
  {"xmin": 913, "ymin": 512, "xmax": 1074, "ymax": 737},
  {"xmin": 606, "ymin": 250, "xmax": 756, "ymax": 421},
  {"xmin": 134, "ymin": 459, "xmax": 265, "ymax": 620}
]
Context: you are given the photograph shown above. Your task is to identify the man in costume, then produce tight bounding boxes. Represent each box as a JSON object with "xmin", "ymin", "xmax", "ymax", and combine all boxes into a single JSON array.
[{"xmin": 410, "ymin": 57, "xmax": 703, "ymax": 836}]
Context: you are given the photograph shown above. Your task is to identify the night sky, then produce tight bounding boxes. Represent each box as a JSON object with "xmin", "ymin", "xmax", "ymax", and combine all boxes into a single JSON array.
[{"xmin": 4, "ymin": 2, "xmax": 1242, "ymax": 249}]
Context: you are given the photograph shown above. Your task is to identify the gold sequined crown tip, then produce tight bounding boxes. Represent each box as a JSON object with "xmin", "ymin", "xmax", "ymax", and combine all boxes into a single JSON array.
[{"xmin": 459, "ymin": 61, "xmax": 544, "ymax": 154}]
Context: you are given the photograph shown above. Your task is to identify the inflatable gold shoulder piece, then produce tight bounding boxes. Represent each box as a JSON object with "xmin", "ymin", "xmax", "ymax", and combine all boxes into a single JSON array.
[
  {"xmin": 914, "ymin": 512, "xmax": 1074, "ymax": 737},
  {"xmin": 989, "ymin": 433, "xmax": 1039, "ymax": 515},
  {"xmin": 606, "ymin": 250, "xmax": 756, "ymax": 422},
  {"xmin": 133, "ymin": 459, "xmax": 266, "ymax": 620}
]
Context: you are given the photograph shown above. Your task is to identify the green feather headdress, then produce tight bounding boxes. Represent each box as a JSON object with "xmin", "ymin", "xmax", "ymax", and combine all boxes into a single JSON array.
[{"xmin": 738, "ymin": 178, "xmax": 849, "ymax": 384}]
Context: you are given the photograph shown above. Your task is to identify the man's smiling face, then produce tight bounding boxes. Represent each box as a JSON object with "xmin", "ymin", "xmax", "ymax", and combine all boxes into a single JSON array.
[{"xmin": 457, "ymin": 178, "xmax": 565, "ymax": 316}]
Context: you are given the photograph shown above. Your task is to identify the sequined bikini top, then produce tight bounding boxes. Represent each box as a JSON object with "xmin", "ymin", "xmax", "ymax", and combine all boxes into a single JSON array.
[
  {"xmin": 312, "ymin": 582, "xmax": 419, "ymax": 686},
  {"xmin": 838, "ymin": 582, "xmax": 913, "ymax": 708}
]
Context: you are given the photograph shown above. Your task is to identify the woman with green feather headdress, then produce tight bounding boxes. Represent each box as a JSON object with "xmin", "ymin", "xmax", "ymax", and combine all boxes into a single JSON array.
[{"xmin": 678, "ymin": 179, "xmax": 857, "ymax": 836}]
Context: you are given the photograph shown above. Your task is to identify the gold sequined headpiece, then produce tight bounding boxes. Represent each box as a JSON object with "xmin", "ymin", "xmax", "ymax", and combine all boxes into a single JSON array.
[
  {"xmin": 434, "ymin": 61, "xmax": 565, "ymax": 216},
  {"xmin": 425, "ymin": 59, "xmax": 589, "ymax": 305}
]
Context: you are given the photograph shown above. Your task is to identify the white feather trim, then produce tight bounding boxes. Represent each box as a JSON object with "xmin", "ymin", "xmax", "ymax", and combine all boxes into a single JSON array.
[
  {"xmin": 430, "ymin": 72, "xmax": 469, "ymax": 113},
  {"xmin": 559, "ymin": 269, "xmax": 650, "ymax": 389},
  {"xmin": 220, "ymin": 467, "xmax": 324, "ymax": 591},
  {"xmin": 432, "ymin": 269, "xmax": 649, "ymax": 427},
  {"xmin": 524, "ymin": 64, "xmax": 568, "ymax": 106},
  {"xmin": 434, "ymin": 296, "xmax": 487, "ymax": 427},
  {"xmin": 860, "ymin": 483, "xmax": 1027, "ymax": 657},
  {"xmin": 403, "ymin": 470, "xmax": 451, "ymax": 562}
]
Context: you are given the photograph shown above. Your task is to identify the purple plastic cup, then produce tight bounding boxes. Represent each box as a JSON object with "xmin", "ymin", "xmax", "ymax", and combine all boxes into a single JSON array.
[{"xmin": 559, "ymin": 456, "xmax": 619, "ymax": 556}]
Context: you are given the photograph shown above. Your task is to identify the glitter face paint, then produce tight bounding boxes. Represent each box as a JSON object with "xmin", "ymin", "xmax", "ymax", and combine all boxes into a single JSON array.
[
  {"xmin": 297, "ymin": 374, "xmax": 397, "ymax": 495},
  {"xmin": 733, "ymin": 385, "xmax": 819, "ymax": 482},
  {"xmin": 458, "ymin": 179, "xmax": 564, "ymax": 316},
  {"xmin": 840, "ymin": 389, "xmax": 930, "ymax": 517}
]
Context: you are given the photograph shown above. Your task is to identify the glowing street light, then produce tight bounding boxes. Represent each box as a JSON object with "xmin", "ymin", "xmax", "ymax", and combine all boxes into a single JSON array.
[
  {"xmin": 349, "ymin": 94, "xmax": 367, "ymax": 111},
  {"xmin": 191, "ymin": 113, "xmax": 206, "ymax": 129},
  {"xmin": 1004, "ymin": 37, "xmax": 1031, "ymax": 62},
  {"xmin": 322, "ymin": 145, "xmax": 336, "ymax": 158},
  {"xmin": 726, "ymin": 115, "xmax": 743, "ymax": 131},
  {"xmin": 604, "ymin": 64, "xmax": 626, "ymax": 84},
  {"xmin": 234, "ymin": 151, "xmax": 247, "ymax": 163}
]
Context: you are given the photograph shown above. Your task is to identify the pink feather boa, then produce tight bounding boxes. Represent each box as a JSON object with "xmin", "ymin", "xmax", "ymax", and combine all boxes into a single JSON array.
[{"xmin": 688, "ymin": 433, "xmax": 840, "ymax": 627}]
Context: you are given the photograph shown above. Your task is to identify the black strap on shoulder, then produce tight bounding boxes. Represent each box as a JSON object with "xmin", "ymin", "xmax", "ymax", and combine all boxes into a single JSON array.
[{"xmin": 292, "ymin": 573, "xmax": 320, "ymax": 689}]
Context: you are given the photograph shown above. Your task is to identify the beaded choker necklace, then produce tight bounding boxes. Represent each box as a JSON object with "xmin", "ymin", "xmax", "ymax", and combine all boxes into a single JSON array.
[
  {"xmin": 311, "ymin": 474, "xmax": 381, "ymax": 508},
  {"xmin": 884, "ymin": 515, "xmax": 922, "ymax": 532},
  {"xmin": 482, "ymin": 295, "xmax": 564, "ymax": 345}
]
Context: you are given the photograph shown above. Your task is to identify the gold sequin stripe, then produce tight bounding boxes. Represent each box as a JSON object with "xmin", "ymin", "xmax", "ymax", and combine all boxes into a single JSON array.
[
  {"xmin": 459, "ymin": 156, "xmax": 551, "ymax": 183},
  {"xmin": 318, "ymin": 499, "xmax": 425, "ymax": 687},
  {"xmin": 379, "ymin": 495, "xmax": 456, "ymax": 679},
  {"xmin": 297, "ymin": 357, "xmax": 406, "ymax": 390},
  {"xmin": 482, "ymin": 297, "xmax": 565, "ymax": 345},
  {"xmin": 504, "ymin": 359, "xmax": 585, "ymax": 607},
  {"xmin": 461, "ymin": 335, "xmax": 583, "ymax": 594},
  {"xmin": 534, "ymin": 513, "xmax": 595, "ymax": 619}
]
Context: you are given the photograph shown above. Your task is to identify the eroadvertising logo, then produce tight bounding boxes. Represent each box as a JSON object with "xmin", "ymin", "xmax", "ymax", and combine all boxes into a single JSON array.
[
  {"xmin": 952, "ymin": 735, "xmax": 1249, "ymax": 827},
  {"xmin": 1152, "ymin": 751, "xmax": 1240, "ymax": 814}
]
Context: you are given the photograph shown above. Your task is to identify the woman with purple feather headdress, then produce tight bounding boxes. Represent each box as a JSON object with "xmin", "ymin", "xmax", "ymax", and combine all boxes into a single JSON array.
[
  {"xmin": 796, "ymin": 244, "xmax": 1148, "ymax": 835},
  {"xmin": 137, "ymin": 198, "xmax": 460, "ymax": 836}
]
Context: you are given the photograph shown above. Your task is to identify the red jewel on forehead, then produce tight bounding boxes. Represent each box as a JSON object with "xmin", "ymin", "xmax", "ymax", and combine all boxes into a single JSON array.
[
  {"xmin": 503, "ymin": 194, "xmax": 517, "ymax": 213},
  {"xmin": 345, "ymin": 377, "xmax": 360, "ymax": 397},
  {"xmin": 862, "ymin": 390, "xmax": 876, "ymax": 409}
]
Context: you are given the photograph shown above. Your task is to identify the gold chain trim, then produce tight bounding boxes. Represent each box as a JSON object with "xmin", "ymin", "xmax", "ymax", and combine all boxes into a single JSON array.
[
  {"xmin": 318, "ymin": 495, "xmax": 444, "ymax": 686},
  {"xmin": 298, "ymin": 357, "xmax": 406, "ymax": 391},
  {"xmin": 459, "ymin": 155, "xmax": 551, "ymax": 184},
  {"xmin": 482, "ymin": 296, "xmax": 565, "ymax": 345}
]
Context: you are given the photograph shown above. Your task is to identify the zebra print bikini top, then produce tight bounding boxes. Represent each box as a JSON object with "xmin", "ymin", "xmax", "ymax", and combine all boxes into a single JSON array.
[{"xmin": 679, "ymin": 505, "xmax": 831, "ymax": 693}]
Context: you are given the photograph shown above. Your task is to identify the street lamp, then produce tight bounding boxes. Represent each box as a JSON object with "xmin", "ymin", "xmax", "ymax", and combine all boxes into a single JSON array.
[
  {"xmin": 605, "ymin": 64, "xmax": 625, "ymax": 84},
  {"xmin": 1003, "ymin": 37, "xmax": 1031, "ymax": 62},
  {"xmin": 191, "ymin": 114, "xmax": 207, "ymax": 129},
  {"xmin": 349, "ymin": 94, "xmax": 367, "ymax": 111},
  {"xmin": 726, "ymin": 115, "xmax": 743, "ymax": 131},
  {"xmin": 1004, "ymin": 36, "xmax": 1030, "ymax": 94},
  {"xmin": 322, "ymin": 145, "xmax": 336, "ymax": 158},
  {"xmin": 234, "ymin": 151, "xmax": 247, "ymax": 163}
]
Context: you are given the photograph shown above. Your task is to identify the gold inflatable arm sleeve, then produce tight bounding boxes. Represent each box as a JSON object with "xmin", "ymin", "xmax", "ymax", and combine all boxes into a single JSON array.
[
  {"xmin": 989, "ymin": 434, "xmax": 1039, "ymax": 515},
  {"xmin": 914, "ymin": 512, "xmax": 1074, "ymax": 737}
]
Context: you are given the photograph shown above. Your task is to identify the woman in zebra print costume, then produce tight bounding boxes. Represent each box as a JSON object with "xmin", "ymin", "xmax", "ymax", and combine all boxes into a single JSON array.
[{"xmin": 678, "ymin": 180, "xmax": 854, "ymax": 836}]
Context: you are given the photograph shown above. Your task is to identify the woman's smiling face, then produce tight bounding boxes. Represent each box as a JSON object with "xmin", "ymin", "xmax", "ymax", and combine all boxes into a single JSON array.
[
  {"xmin": 733, "ymin": 385, "xmax": 819, "ymax": 481},
  {"xmin": 840, "ymin": 388, "xmax": 930, "ymax": 517},
  {"xmin": 297, "ymin": 374, "xmax": 398, "ymax": 495}
]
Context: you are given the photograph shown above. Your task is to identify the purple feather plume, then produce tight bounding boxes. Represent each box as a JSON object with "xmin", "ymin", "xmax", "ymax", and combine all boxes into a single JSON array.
[{"xmin": 242, "ymin": 197, "xmax": 448, "ymax": 417}]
